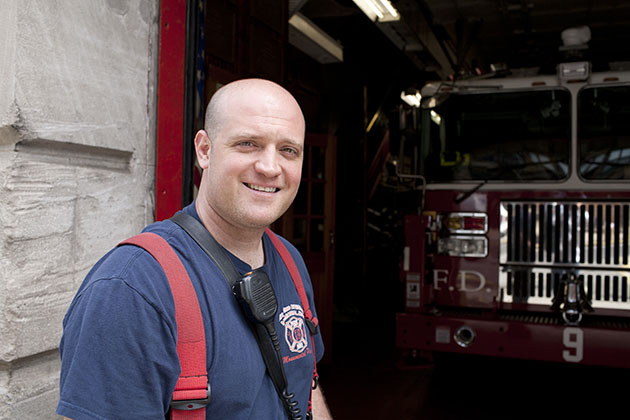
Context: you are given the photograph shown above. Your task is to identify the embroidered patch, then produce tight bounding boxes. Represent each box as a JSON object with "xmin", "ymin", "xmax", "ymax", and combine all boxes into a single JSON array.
[{"xmin": 279, "ymin": 304, "xmax": 308, "ymax": 353}]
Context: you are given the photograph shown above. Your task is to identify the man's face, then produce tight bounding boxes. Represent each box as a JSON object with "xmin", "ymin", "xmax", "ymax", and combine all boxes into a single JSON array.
[{"xmin": 197, "ymin": 86, "xmax": 305, "ymax": 231}]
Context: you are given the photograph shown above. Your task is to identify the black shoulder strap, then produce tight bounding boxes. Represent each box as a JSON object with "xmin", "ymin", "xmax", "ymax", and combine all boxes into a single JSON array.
[{"xmin": 170, "ymin": 212, "xmax": 240, "ymax": 288}]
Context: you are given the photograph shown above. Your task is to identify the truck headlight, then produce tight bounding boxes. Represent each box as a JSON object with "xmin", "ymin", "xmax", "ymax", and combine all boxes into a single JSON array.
[
  {"xmin": 437, "ymin": 212, "xmax": 487, "ymax": 234},
  {"xmin": 437, "ymin": 236, "xmax": 488, "ymax": 257}
]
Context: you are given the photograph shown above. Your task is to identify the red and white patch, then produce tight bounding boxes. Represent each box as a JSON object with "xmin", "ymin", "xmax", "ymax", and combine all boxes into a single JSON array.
[{"xmin": 279, "ymin": 304, "xmax": 308, "ymax": 353}]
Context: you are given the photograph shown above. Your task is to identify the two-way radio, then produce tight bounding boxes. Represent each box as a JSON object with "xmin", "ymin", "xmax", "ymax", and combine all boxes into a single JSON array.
[{"xmin": 234, "ymin": 270, "xmax": 303, "ymax": 420}]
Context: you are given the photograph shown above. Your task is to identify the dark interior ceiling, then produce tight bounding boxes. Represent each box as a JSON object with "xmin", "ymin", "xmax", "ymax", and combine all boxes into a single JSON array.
[{"xmin": 295, "ymin": 0, "xmax": 630, "ymax": 79}]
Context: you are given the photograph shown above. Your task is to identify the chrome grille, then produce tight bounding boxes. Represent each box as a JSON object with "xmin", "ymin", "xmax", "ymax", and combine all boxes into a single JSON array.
[
  {"xmin": 500, "ymin": 201, "xmax": 629, "ymax": 267},
  {"xmin": 501, "ymin": 267, "xmax": 630, "ymax": 309},
  {"xmin": 499, "ymin": 201, "xmax": 630, "ymax": 310}
]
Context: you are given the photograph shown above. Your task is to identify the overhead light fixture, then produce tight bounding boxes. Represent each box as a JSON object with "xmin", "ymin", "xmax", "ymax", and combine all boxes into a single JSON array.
[
  {"xmin": 288, "ymin": 12, "xmax": 343, "ymax": 63},
  {"xmin": 400, "ymin": 89, "xmax": 421, "ymax": 107},
  {"xmin": 352, "ymin": 0, "xmax": 400, "ymax": 22}
]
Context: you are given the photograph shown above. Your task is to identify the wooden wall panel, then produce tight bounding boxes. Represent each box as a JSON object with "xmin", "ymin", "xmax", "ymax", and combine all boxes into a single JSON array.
[
  {"xmin": 249, "ymin": 0, "xmax": 284, "ymax": 32},
  {"xmin": 204, "ymin": 0, "xmax": 287, "ymax": 86},
  {"xmin": 206, "ymin": 1, "xmax": 237, "ymax": 73},
  {"xmin": 247, "ymin": 21, "xmax": 284, "ymax": 82}
]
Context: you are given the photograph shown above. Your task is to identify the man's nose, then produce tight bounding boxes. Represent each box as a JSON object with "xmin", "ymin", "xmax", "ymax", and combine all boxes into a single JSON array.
[{"xmin": 254, "ymin": 147, "xmax": 282, "ymax": 177}]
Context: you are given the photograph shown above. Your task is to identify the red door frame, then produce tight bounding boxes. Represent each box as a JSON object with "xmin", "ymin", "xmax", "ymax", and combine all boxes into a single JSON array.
[{"xmin": 155, "ymin": 0, "xmax": 187, "ymax": 220}]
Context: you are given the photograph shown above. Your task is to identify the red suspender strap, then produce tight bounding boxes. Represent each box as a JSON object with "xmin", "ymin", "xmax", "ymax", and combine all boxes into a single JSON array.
[
  {"xmin": 119, "ymin": 233, "xmax": 209, "ymax": 420},
  {"xmin": 265, "ymin": 228, "xmax": 319, "ymax": 332},
  {"xmin": 264, "ymin": 228, "xmax": 320, "ymax": 413}
]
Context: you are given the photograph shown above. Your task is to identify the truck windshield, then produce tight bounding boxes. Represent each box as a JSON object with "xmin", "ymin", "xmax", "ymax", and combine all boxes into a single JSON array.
[
  {"xmin": 420, "ymin": 88, "xmax": 571, "ymax": 182},
  {"xmin": 578, "ymin": 85, "xmax": 630, "ymax": 180}
]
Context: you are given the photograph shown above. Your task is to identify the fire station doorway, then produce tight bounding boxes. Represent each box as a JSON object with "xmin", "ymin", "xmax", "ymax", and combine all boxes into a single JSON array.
[{"xmin": 155, "ymin": 0, "xmax": 337, "ymax": 362}]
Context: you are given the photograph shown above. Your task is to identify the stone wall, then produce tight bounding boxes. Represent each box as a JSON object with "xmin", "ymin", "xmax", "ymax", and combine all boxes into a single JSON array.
[{"xmin": 0, "ymin": 1, "xmax": 159, "ymax": 418}]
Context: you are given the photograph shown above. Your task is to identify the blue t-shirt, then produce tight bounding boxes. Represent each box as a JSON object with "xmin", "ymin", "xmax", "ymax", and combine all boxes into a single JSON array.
[{"xmin": 57, "ymin": 204, "xmax": 324, "ymax": 420}]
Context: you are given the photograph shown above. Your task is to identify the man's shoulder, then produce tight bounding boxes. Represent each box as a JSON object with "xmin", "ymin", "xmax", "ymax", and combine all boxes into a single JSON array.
[
  {"xmin": 112, "ymin": 219, "xmax": 180, "ymax": 264},
  {"xmin": 266, "ymin": 230, "xmax": 301, "ymax": 257},
  {"xmin": 141, "ymin": 216, "xmax": 180, "ymax": 241},
  {"xmin": 76, "ymin": 219, "xmax": 181, "ymax": 293},
  {"xmin": 265, "ymin": 230, "xmax": 309, "ymax": 277}
]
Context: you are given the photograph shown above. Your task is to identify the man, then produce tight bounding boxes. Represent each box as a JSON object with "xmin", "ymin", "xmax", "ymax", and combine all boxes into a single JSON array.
[{"xmin": 57, "ymin": 79, "xmax": 332, "ymax": 419}]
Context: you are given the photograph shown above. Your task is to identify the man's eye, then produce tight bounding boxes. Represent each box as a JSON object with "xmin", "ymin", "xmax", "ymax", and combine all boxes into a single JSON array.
[
  {"xmin": 238, "ymin": 141, "xmax": 255, "ymax": 147},
  {"xmin": 282, "ymin": 147, "xmax": 299, "ymax": 156}
]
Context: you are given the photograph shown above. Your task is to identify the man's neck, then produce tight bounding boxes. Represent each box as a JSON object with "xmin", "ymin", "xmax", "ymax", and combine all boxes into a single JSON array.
[{"xmin": 194, "ymin": 201, "xmax": 266, "ymax": 269}]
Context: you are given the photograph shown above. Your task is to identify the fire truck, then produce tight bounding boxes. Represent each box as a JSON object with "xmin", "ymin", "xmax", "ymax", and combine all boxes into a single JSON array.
[{"xmin": 395, "ymin": 29, "xmax": 630, "ymax": 368}]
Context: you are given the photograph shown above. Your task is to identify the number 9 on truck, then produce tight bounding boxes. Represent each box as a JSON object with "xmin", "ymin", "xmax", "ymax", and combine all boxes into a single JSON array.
[{"xmin": 562, "ymin": 327, "xmax": 584, "ymax": 363}]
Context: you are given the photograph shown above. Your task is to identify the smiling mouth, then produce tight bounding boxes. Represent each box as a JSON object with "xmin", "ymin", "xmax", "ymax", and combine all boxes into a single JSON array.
[{"xmin": 244, "ymin": 183, "xmax": 278, "ymax": 193}]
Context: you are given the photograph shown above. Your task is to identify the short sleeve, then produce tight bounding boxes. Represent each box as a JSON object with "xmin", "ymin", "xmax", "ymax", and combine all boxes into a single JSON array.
[{"xmin": 57, "ymin": 276, "xmax": 180, "ymax": 420}]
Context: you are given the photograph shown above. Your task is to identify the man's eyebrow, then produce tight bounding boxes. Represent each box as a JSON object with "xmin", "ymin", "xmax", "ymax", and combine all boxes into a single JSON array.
[
  {"xmin": 228, "ymin": 132, "xmax": 262, "ymax": 141},
  {"xmin": 229, "ymin": 133, "xmax": 304, "ymax": 151}
]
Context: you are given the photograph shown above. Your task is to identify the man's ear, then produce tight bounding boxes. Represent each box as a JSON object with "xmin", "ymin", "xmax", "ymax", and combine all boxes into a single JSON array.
[{"xmin": 194, "ymin": 130, "xmax": 211, "ymax": 169}]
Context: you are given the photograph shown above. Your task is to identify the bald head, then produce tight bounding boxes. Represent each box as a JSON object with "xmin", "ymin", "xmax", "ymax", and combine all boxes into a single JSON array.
[
  {"xmin": 204, "ymin": 79, "xmax": 305, "ymax": 142},
  {"xmin": 193, "ymin": 78, "xmax": 307, "ymax": 240}
]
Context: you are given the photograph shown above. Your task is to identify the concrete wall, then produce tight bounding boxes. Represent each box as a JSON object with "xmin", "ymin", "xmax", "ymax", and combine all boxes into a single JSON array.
[{"xmin": 0, "ymin": 1, "xmax": 160, "ymax": 418}]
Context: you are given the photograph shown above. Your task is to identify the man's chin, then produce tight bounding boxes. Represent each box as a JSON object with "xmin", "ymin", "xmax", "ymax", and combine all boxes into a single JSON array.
[
  {"xmin": 234, "ymin": 212, "xmax": 278, "ymax": 229},
  {"xmin": 247, "ymin": 200, "xmax": 290, "ymax": 217}
]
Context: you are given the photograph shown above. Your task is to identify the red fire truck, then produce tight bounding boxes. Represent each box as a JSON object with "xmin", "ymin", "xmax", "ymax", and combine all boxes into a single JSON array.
[{"xmin": 395, "ymin": 50, "xmax": 630, "ymax": 368}]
